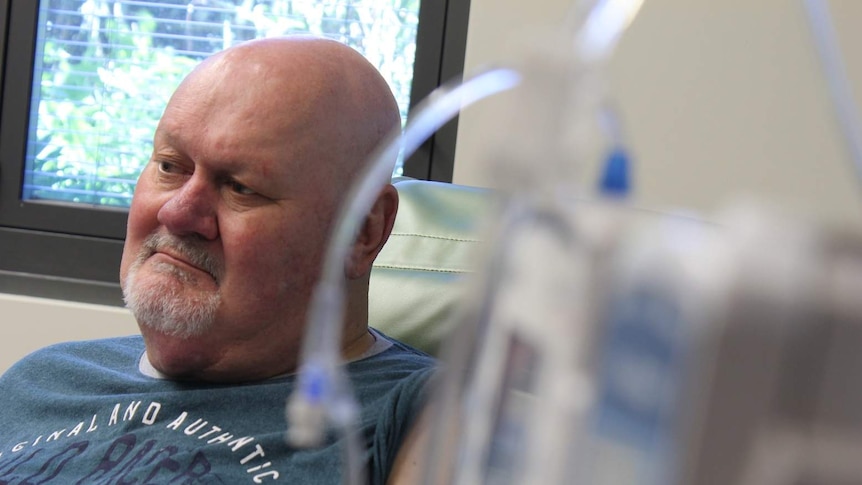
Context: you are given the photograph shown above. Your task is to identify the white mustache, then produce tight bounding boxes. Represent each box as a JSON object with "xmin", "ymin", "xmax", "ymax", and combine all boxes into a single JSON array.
[{"xmin": 139, "ymin": 233, "xmax": 223, "ymax": 283}]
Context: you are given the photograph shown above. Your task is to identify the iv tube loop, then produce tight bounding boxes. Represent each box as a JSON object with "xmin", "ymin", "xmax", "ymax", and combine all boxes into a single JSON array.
[
  {"xmin": 320, "ymin": 67, "xmax": 522, "ymax": 296},
  {"xmin": 286, "ymin": 67, "xmax": 522, "ymax": 464}
]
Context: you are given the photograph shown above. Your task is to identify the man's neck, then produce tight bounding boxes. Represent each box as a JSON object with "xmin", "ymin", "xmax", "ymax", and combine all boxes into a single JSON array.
[{"xmin": 341, "ymin": 328, "xmax": 376, "ymax": 361}]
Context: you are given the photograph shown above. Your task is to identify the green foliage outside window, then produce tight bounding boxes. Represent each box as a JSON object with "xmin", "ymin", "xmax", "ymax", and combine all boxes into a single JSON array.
[{"xmin": 25, "ymin": 0, "xmax": 420, "ymax": 207}]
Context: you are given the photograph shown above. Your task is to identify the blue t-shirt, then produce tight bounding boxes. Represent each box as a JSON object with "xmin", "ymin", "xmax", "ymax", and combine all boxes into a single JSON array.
[{"xmin": 0, "ymin": 333, "xmax": 434, "ymax": 484}]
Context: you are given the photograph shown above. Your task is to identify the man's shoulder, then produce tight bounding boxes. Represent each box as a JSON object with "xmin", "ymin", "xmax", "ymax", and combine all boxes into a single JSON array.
[
  {"xmin": 7, "ymin": 335, "xmax": 144, "ymax": 375},
  {"xmin": 29, "ymin": 334, "xmax": 143, "ymax": 356},
  {"xmin": 347, "ymin": 330, "xmax": 436, "ymax": 399}
]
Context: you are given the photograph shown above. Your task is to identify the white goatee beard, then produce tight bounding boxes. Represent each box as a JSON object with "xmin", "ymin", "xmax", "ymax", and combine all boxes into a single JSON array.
[{"xmin": 123, "ymin": 234, "xmax": 222, "ymax": 339}]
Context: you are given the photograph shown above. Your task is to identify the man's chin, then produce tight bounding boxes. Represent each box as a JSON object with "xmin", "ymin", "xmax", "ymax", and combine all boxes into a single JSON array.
[
  {"xmin": 125, "ymin": 272, "xmax": 221, "ymax": 340},
  {"xmin": 137, "ymin": 319, "xmax": 208, "ymax": 341}
]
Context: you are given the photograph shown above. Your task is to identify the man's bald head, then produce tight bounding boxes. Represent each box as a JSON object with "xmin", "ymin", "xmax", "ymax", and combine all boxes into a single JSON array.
[{"xmin": 164, "ymin": 36, "xmax": 401, "ymax": 202}]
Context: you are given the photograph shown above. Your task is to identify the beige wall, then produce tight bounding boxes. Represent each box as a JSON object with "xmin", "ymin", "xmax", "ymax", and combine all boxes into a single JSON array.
[
  {"xmin": 0, "ymin": 293, "xmax": 137, "ymax": 372},
  {"xmin": 454, "ymin": 0, "xmax": 862, "ymax": 230},
  {"xmin": 4, "ymin": 0, "xmax": 862, "ymax": 372}
]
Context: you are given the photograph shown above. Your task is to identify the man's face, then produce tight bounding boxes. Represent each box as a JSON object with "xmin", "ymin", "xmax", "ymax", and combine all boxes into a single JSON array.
[{"xmin": 120, "ymin": 58, "xmax": 341, "ymax": 381}]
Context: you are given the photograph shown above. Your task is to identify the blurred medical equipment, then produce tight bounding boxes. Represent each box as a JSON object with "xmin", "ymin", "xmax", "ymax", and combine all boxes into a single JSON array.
[{"xmin": 285, "ymin": 0, "xmax": 862, "ymax": 484}]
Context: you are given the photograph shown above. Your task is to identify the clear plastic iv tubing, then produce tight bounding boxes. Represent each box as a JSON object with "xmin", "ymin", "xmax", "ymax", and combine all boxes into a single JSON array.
[
  {"xmin": 801, "ymin": 0, "xmax": 862, "ymax": 187},
  {"xmin": 285, "ymin": 66, "xmax": 521, "ymax": 479}
]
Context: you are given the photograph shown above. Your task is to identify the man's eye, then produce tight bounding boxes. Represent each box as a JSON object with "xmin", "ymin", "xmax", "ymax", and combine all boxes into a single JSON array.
[
  {"xmin": 158, "ymin": 161, "xmax": 182, "ymax": 174},
  {"xmin": 228, "ymin": 180, "xmax": 256, "ymax": 196}
]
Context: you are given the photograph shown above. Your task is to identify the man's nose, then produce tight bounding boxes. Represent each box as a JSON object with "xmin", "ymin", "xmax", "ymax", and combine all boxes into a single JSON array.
[{"xmin": 156, "ymin": 175, "xmax": 219, "ymax": 240}]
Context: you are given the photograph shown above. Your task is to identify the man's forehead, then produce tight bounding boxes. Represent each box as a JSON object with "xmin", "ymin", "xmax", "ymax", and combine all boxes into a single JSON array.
[{"xmin": 169, "ymin": 66, "xmax": 333, "ymax": 136}]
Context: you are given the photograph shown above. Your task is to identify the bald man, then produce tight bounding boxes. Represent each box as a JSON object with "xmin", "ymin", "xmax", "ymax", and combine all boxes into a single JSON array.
[{"xmin": 0, "ymin": 37, "xmax": 434, "ymax": 484}]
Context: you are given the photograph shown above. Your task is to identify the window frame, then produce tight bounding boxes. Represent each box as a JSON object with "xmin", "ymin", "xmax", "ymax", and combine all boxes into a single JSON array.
[{"xmin": 0, "ymin": 0, "xmax": 471, "ymax": 306}]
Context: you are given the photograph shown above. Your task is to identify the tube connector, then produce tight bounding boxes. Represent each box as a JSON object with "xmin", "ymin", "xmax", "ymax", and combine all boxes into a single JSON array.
[{"xmin": 286, "ymin": 363, "xmax": 330, "ymax": 448}]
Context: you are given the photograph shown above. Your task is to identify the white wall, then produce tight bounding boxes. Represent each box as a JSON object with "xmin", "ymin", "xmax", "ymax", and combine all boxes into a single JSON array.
[
  {"xmin": 4, "ymin": 0, "xmax": 862, "ymax": 372},
  {"xmin": 455, "ymin": 0, "xmax": 862, "ymax": 230}
]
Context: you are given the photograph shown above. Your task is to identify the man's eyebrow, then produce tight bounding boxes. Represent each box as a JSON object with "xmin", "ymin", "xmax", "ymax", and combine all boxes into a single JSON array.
[{"xmin": 150, "ymin": 146, "xmax": 185, "ymax": 161}]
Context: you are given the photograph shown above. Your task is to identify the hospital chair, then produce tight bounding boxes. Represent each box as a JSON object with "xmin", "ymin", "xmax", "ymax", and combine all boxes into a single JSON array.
[{"xmin": 369, "ymin": 177, "xmax": 491, "ymax": 356}]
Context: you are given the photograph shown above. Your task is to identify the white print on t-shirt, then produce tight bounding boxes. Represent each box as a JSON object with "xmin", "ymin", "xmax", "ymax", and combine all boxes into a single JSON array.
[{"xmin": 0, "ymin": 400, "xmax": 281, "ymax": 483}]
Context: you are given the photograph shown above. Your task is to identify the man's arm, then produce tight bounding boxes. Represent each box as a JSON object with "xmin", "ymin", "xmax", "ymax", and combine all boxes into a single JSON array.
[{"xmin": 388, "ymin": 407, "xmax": 431, "ymax": 484}]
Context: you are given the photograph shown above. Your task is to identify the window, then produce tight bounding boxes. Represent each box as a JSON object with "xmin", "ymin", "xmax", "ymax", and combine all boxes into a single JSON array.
[{"xmin": 0, "ymin": 0, "xmax": 470, "ymax": 305}]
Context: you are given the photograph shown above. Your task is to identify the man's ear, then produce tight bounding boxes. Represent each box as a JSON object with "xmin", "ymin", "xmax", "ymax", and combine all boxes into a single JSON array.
[{"xmin": 345, "ymin": 184, "xmax": 399, "ymax": 280}]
